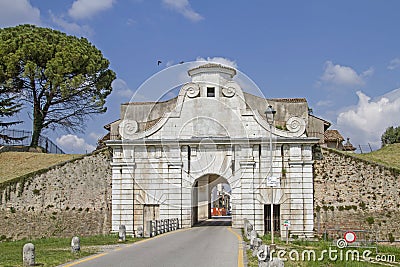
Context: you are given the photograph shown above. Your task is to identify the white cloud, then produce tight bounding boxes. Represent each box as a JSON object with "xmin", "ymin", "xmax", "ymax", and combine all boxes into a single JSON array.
[
  {"xmin": 195, "ymin": 56, "xmax": 238, "ymax": 68},
  {"xmin": 162, "ymin": 0, "xmax": 203, "ymax": 22},
  {"xmin": 319, "ymin": 61, "xmax": 372, "ymax": 86},
  {"xmin": 126, "ymin": 18, "xmax": 136, "ymax": 26},
  {"xmin": 388, "ymin": 58, "xmax": 400, "ymax": 70},
  {"xmin": 316, "ymin": 100, "xmax": 334, "ymax": 107},
  {"xmin": 0, "ymin": 0, "xmax": 41, "ymax": 27},
  {"xmin": 336, "ymin": 89, "xmax": 400, "ymax": 149},
  {"xmin": 112, "ymin": 78, "xmax": 134, "ymax": 98},
  {"xmin": 362, "ymin": 67, "xmax": 374, "ymax": 78},
  {"xmin": 50, "ymin": 12, "xmax": 93, "ymax": 36},
  {"xmin": 68, "ymin": 0, "xmax": 115, "ymax": 20},
  {"xmin": 89, "ymin": 132, "xmax": 103, "ymax": 141},
  {"xmin": 56, "ymin": 134, "xmax": 95, "ymax": 154}
]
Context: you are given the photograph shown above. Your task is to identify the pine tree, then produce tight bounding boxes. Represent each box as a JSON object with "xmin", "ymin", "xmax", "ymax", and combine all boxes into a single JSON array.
[
  {"xmin": 0, "ymin": 87, "xmax": 22, "ymax": 142},
  {"xmin": 381, "ymin": 126, "xmax": 400, "ymax": 146},
  {"xmin": 0, "ymin": 25, "xmax": 116, "ymax": 147}
]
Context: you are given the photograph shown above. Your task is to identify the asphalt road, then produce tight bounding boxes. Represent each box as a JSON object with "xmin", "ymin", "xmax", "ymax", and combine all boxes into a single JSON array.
[{"xmin": 61, "ymin": 220, "xmax": 243, "ymax": 267}]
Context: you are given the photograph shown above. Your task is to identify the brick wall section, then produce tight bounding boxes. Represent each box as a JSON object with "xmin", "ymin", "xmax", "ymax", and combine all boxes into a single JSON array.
[
  {"xmin": 0, "ymin": 150, "xmax": 112, "ymax": 240},
  {"xmin": 313, "ymin": 148, "xmax": 400, "ymax": 241}
]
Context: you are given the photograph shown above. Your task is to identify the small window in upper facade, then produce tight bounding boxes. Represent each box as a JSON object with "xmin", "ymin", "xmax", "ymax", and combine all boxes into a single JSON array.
[{"xmin": 207, "ymin": 87, "xmax": 215, "ymax": 97}]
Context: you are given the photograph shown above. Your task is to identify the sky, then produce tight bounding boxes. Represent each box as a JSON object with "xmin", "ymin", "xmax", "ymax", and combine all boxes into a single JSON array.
[{"xmin": 1, "ymin": 0, "xmax": 400, "ymax": 153}]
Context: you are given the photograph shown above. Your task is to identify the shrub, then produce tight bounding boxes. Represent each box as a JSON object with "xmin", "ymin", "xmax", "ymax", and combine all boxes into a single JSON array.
[
  {"xmin": 32, "ymin": 189, "xmax": 40, "ymax": 195},
  {"xmin": 389, "ymin": 233, "xmax": 395, "ymax": 243},
  {"xmin": 366, "ymin": 217, "xmax": 374, "ymax": 225}
]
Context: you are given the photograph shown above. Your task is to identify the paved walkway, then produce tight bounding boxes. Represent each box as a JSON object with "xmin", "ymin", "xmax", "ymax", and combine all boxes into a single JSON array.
[
  {"xmin": 194, "ymin": 217, "xmax": 232, "ymax": 227},
  {"xmin": 60, "ymin": 224, "xmax": 243, "ymax": 267}
]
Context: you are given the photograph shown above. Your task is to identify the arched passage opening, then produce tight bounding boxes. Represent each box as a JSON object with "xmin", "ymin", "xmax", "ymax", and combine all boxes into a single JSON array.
[{"xmin": 191, "ymin": 174, "xmax": 232, "ymax": 226}]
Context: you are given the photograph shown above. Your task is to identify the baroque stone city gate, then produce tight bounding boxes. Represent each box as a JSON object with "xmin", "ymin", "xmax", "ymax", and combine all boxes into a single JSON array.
[{"xmin": 106, "ymin": 63, "xmax": 322, "ymax": 238}]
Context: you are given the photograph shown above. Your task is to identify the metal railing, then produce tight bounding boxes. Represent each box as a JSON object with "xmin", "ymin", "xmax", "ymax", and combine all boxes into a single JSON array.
[
  {"xmin": 149, "ymin": 218, "xmax": 179, "ymax": 237},
  {"xmin": 0, "ymin": 129, "xmax": 65, "ymax": 154},
  {"xmin": 357, "ymin": 144, "xmax": 373, "ymax": 153}
]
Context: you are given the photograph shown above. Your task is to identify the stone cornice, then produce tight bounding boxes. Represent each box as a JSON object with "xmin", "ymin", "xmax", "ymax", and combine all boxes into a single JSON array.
[{"xmin": 106, "ymin": 137, "xmax": 319, "ymax": 146}]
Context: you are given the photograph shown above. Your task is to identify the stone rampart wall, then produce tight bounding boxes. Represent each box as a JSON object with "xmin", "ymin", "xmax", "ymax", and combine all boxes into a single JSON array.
[
  {"xmin": 313, "ymin": 148, "xmax": 400, "ymax": 241},
  {"xmin": 0, "ymin": 150, "xmax": 111, "ymax": 240},
  {"xmin": 1, "ymin": 146, "xmax": 399, "ymax": 241}
]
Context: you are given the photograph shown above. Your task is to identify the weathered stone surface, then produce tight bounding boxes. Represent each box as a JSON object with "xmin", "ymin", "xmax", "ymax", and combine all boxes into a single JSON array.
[
  {"xmin": 108, "ymin": 64, "xmax": 318, "ymax": 236},
  {"xmin": 244, "ymin": 219, "xmax": 253, "ymax": 240},
  {"xmin": 118, "ymin": 225, "xmax": 126, "ymax": 241},
  {"xmin": 250, "ymin": 230, "xmax": 258, "ymax": 249},
  {"xmin": 256, "ymin": 244, "xmax": 284, "ymax": 267},
  {"xmin": 23, "ymin": 243, "xmax": 35, "ymax": 266},
  {"xmin": 314, "ymin": 148, "xmax": 400, "ymax": 240},
  {"xmin": 258, "ymin": 258, "xmax": 284, "ymax": 267},
  {"xmin": 71, "ymin": 236, "xmax": 80, "ymax": 252},
  {"xmin": 251, "ymin": 238, "xmax": 263, "ymax": 257},
  {"xmin": 257, "ymin": 244, "xmax": 270, "ymax": 262},
  {"xmin": 0, "ymin": 151, "xmax": 111, "ymax": 240},
  {"xmin": 136, "ymin": 226, "xmax": 143, "ymax": 237}
]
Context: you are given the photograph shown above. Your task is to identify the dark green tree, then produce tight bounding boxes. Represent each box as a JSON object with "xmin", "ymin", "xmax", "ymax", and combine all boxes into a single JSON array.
[
  {"xmin": 0, "ymin": 87, "xmax": 22, "ymax": 142},
  {"xmin": 381, "ymin": 126, "xmax": 400, "ymax": 146},
  {"xmin": 0, "ymin": 24, "xmax": 116, "ymax": 147}
]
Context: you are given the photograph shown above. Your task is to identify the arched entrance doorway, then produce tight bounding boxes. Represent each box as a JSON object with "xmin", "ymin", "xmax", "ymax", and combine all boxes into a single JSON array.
[{"xmin": 191, "ymin": 174, "xmax": 232, "ymax": 226}]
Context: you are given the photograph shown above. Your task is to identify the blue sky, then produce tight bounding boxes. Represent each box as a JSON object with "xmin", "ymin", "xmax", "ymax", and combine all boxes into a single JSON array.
[{"xmin": 1, "ymin": 0, "xmax": 400, "ymax": 153}]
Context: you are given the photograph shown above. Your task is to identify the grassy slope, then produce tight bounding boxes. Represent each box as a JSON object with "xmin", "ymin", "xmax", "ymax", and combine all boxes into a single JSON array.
[
  {"xmin": 0, "ymin": 234, "xmax": 141, "ymax": 267},
  {"xmin": 0, "ymin": 152, "xmax": 81, "ymax": 183},
  {"xmin": 353, "ymin": 143, "xmax": 400, "ymax": 170}
]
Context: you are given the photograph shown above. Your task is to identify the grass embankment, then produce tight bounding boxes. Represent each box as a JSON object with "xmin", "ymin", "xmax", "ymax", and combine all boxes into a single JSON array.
[
  {"xmin": 0, "ymin": 152, "xmax": 81, "ymax": 183},
  {"xmin": 245, "ymin": 234, "xmax": 400, "ymax": 267},
  {"xmin": 353, "ymin": 143, "xmax": 400, "ymax": 170},
  {"xmin": 0, "ymin": 234, "xmax": 142, "ymax": 267}
]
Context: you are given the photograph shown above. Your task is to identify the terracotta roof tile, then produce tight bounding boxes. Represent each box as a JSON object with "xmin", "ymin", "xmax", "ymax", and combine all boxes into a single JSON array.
[{"xmin": 324, "ymin": 130, "xmax": 344, "ymax": 142}]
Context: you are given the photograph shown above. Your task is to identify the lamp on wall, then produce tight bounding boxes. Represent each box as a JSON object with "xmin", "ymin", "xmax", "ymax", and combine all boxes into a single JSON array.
[
  {"xmin": 265, "ymin": 105, "xmax": 276, "ymax": 248},
  {"xmin": 265, "ymin": 105, "xmax": 276, "ymax": 124}
]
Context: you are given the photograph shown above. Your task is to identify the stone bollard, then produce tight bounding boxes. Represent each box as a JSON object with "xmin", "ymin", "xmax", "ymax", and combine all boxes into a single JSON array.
[
  {"xmin": 71, "ymin": 236, "xmax": 80, "ymax": 253},
  {"xmin": 252, "ymin": 238, "xmax": 263, "ymax": 257},
  {"xmin": 119, "ymin": 225, "xmax": 126, "ymax": 241},
  {"xmin": 257, "ymin": 244, "xmax": 270, "ymax": 263},
  {"xmin": 250, "ymin": 230, "xmax": 258, "ymax": 249},
  {"xmin": 246, "ymin": 222, "xmax": 253, "ymax": 240},
  {"xmin": 257, "ymin": 244, "xmax": 284, "ymax": 267},
  {"xmin": 23, "ymin": 243, "xmax": 35, "ymax": 266},
  {"xmin": 243, "ymin": 218, "xmax": 249, "ymax": 238},
  {"xmin": 136, "ymin": 226, "xmax": 143, "ymax": 238},
  {"xmin": 258, "ymin": 258, "xmax": 285, "ymax": 267}
]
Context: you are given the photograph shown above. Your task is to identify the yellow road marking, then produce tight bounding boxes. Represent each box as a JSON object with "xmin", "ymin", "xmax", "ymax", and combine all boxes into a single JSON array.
[
  {"xmin": 227, "ymin": 226, "xmax": 244, "ymax": 267},
  {"xmin": 62, "ymin": 228, "xmax": 192, "ymax": 266},
  {"xmin": 63, "ymin": 252, "xmax": 108, "ymax": 267}
]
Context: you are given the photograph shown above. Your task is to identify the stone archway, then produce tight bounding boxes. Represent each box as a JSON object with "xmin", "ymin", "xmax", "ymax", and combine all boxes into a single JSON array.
[{"xmin": 191, "ymin": 174, "xmax": 231, "ymax": 226}]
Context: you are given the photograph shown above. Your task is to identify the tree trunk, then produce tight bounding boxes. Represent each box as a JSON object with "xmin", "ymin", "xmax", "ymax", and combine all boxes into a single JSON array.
[{"xmin": 30, "ymin": 105, "xmax": 44, "ymax": 147}]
